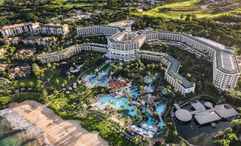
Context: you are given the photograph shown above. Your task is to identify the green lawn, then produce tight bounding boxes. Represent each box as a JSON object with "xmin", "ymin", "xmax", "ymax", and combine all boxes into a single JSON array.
[
  {"xmin": 131, "ymin": 0, "xmax": 241, "ymax": 19},
  {"xmin": 14, "ymin": 77, "xmax": 37, "ymax": 88},
  {"xmin": 43, "ymin": 2, "xmax": 106, "ymax": 9},
  {"xmin": 0, "ymin": 0, "xmax": 4, "ymax": 5},
  {"xmin": 81, "ymin": 114, "xmax": 136, "ymax": 146},
  {"xmin": 44, "ymin": 3, "xmax": 92, "ymax": 9}
]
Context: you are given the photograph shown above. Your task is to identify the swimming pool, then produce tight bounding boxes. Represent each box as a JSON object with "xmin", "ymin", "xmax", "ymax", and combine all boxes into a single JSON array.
[
  {"xmin": 143, "ymin": 84, "xmax": 154, "ymax": 93},
  {"xmin": 156, "ymin": 104, "xmax": 167, "ymax": 128},
  {"xmin": 142, "ymin": 104, "xmax": 166, "ymax": 128},
  {"xmin": 156, "ymin": 104, "xmax": 166, "ymax": 114},
  {"xmin": 129, "ymin": 86, "xmax": 140, "ymax": 98},
  {"xmin": 89, "ymin": 68, "xmax": 110, "ymax": 86},
  {"xmin": 144, "ymin": 76, "xmax": 155, "ymax": 84},
  {"xmin": 95, "ymin": 95, "xmax": 137, "ymax": 117}
]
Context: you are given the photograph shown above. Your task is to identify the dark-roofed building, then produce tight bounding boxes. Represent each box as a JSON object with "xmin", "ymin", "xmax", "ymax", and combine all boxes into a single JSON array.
[{"xmin": 194, "ymin": 111, "xmax": 221, "ymax": 125}]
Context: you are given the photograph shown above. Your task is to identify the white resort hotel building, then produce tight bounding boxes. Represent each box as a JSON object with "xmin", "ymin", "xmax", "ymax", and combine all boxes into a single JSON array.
[
  {"xmin": 0, "ymin": 22, "xmax": 40, "ymax": 38},
  {"xmin": 0, "ymin": 23, "xmax": 69, "ymax": 37},
  {"xmin": 26, "ymin": 22, "xmax": 240, "ymax": 94}
]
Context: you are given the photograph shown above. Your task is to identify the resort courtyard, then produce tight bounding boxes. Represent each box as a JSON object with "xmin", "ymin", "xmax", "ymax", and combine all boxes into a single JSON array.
[{"xmin": 79, "ymin": 60, "xmax": 173, "ymax": 139}]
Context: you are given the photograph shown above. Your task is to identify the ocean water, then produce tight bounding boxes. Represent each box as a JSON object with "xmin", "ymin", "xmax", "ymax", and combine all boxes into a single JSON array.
[{"xmin": 0, "ymin": 117, "xmax": 40, "ymax": 146}]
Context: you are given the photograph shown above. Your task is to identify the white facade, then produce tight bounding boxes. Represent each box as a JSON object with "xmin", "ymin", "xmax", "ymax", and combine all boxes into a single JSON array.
[
  {"xmin": 76, "ymin": 26, "xmax": 121, "ymax": 36},
  {"xmin": 34, "ymin": 24, "xmax": 69, "ymax": 36},
  {"xmin": 0, "ymin": 23, "xmax": 40, "ymax": 38},
  {"xmin": 139, "ymin": 52, "xmax": 195, "ymax": 94},
  {"xmin": 22, "ymin": 36, "xmax": 56, "ymax": 46},
  {"xmin": 37, "ymin": 43, "xmax": 108, "ymax": 63},
  {"xmin": 0, "ymin": 23, "xmax": 69, "ymax": 38},
  {"xmin": 38, "ymin": 25, "xmax": 240, "ymax": 94},
  {"xmin": 146, "ymin": 32, "xmax": 240, "ymax": 91}
]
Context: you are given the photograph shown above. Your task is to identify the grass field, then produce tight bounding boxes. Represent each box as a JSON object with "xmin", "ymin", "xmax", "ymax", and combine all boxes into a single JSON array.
[
  {"xmin": 44, "ymin": 1, "xmax": 106, "ymax": 9},
  {"xmin": 131, "ymin": 0, "xmax": 241, "ymax": 19},
  {"xmin": 0, "ymin": 0, "xmax": 4, "ymax": 5}
]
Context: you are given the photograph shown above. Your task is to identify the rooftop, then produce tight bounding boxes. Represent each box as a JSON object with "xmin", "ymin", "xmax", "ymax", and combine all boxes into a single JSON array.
[
  {"xmin": 174, "ymin": 101, "xmax": 239, "ymax": 125},
  {"xmin": 0, "ymin": 22, "xmax": 39, "ymax": 30},
  {"xmin": 175, "ymin": 109, "xmax": 192, "ymax": 122},
  {"xmin": 215, "ymin": 104, "xmax": 239, "ymax": 119},
  {"xmin": 164, "ymin": 55, "xmax": 195, "ymax": 89},
  {"xmin": 194, "ymin": 111, "xmax": 221, "ymax": 125}
]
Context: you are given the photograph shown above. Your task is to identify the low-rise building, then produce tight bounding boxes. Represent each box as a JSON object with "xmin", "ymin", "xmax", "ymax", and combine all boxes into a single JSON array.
[
  {"xmin": 1, "ymin": 23, "xmax": 69, "ymax": 38},
  {"xmin": 34, "ymin": 24, "xmax": 69, "ymax": 36},
  {"xmin": 16, "ymin": 49, "xmax": 34, "ymax": 58},
  {"xmin": 0, "ymin": 22, "xmax": 40, "ymax": 38},
  {"xmin": 9, "ymin": 65, "xmax": 31, "ymax": 79},
  {"xmin": 22, "ymin": 36, "xmax": 57, "ymax": 46}
]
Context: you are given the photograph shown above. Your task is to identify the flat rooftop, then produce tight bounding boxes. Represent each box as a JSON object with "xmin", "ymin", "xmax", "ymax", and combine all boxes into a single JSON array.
[
  {"xmin": 174, "ymin": 102, "xmax": 239, "ymax": 125},
  {"xmin": 215, "ymin": 104, "xmax": 239, "ymax": 119},
  {"xmin": 194, "ymin": 111, "xmax": 221, "ymax": 125}
]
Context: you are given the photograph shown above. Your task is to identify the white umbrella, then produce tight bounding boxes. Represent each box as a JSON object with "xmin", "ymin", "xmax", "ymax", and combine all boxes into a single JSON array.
[
  {"xmin": 148, "ymin": 125, "xmax": 152, "ymax": 129},
  {"xmin": 142, "ymin": 123, "xmax": 147, "ymax": 128},
  {"xmin": 131, "ymin": 125, "xmax": 135, "ymax": 129}
]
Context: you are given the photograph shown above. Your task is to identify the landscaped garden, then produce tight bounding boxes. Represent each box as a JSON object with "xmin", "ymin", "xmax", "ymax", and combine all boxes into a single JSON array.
[
  {"xmin": 131, "ymin": 0, "xmax": 241, "ymax": 19},
  {"xmin": 74, "ymin": 58, "xmax": 176, "ymax": 142},
  {"xmin": 141, "ymin": 41, "xmax": 219, "ymax": 97},
  {"xmin": 0, "ymin": 1, "xmax": 240, "ymax": 145}
]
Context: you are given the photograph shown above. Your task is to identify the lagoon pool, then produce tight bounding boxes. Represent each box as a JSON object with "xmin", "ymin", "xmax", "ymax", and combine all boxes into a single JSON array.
[
  {"xmin": 142, "ymin": 104, "xmax": 167, "ymax": 128},
  {"xmin": 156, "ymin": 104, "xmax": 167, "ymax": 128},
  {"xmin": 89, "ymin": 68, "xmax": 110, "ymax": 86},
  {"xmin": 156, "ymin": 104, "xmax": 166, "ymax": 114},
  {"xmin": 143, "ymin": 84, "xmax": 154, "ymax": 93},
  {"xmin": 95, "ymin": 95, "xmax": 137, "ymax": 117},
  {"xmin": 144, "ymin": 76, "xmax": 155, "ymax": 84},
  {"xmin": 129, "ymin": 86, "xmax": 140, "ymax": 98},
  {"xmin": 89, "ymin": 76, "xmax": 107, "ymax": 86}
]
